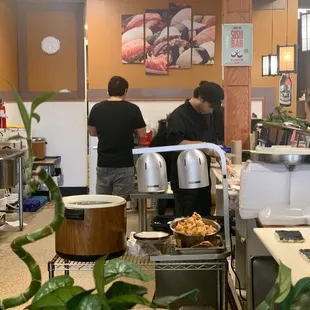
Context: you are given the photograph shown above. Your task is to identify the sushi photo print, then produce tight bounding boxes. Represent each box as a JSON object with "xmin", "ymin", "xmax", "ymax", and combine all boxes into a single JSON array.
[
  {"xmin": 122, "ymin": 14, "xmax": 146, "ymax": 64},
  {"xmin": 192, "ymin": 15, "xmax": 216, "ymax": 65},
  {"xmin": 168, "ymin": 3, "xmax": 192, "ymax": 69},
  {"xmin": 144, "ymin": 9, "xmax": 169, "ymax": 75}
]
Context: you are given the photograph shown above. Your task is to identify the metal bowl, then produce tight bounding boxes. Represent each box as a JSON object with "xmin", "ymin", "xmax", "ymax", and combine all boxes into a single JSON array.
[{"xmin": 170, "ymin": 217, "xmax": 221, "ymax": 248}]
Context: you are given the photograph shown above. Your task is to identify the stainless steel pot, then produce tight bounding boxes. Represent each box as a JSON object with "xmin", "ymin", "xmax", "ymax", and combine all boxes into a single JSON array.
[{"xmin": 0, "ymin": 151, "xmax": 18, "ymax": 188}]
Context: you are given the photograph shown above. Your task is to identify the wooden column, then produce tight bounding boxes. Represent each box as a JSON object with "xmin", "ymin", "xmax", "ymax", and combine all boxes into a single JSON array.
[{"xmin": 222, "ymin": 0, "xmax": 252, "ymax": 149}]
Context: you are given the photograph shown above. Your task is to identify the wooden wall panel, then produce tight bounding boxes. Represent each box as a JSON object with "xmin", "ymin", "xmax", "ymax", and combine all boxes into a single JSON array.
[
  {"xmin": 26, "ymin": 10, "xmax": 78, "ymax": 92},
  {"xmin": 222, "ymin": 0, "xmax": 252, "ymax": 148},
  {"xmin": 17, "ymin": 2, "xmax": 85, "ymax": 100},
  {"xmin": 0, "ymin": 1, "xmax": 18, "ymax": 91},
  {"xmin": 251, "ymin": 1, "xmax": 298, "ymax": 115}
]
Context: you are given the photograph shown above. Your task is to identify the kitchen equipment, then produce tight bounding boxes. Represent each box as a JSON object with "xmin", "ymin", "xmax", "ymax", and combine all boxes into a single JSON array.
[
  {"xmin": 134, "ymin": 231, "xmax": 170, "ymax": 243},
  {"xmin": 136, "ymin": 153, "xmax": 168, "ymax": 193},
  {"xmin": 177, "ymin": 149, "xmax": 209, "ymax": 189},
  {"xmin": 32, "ymin": 137, "xmax": 47, "ymax": 160},
  {"xmin": 55, "ymin": 195, "xmax": 127, "ymax": 261},
  {"xmin": 0, "ymin": 149, "xmax": 26, "ymax": 188},
  {"xmin": 259, "ymin": 206, "xmax": 310, "ymax": 226},
  {"xmin": 175, "ymin": 235, "xmax": 224, "ymax": 255},
  {"xmin": 239, "ymin": 146, "xmax": 310, "ymax": 220},
  {"xmin": 170, "ymin": 217, "xmax": 221, "ymax": 248}
]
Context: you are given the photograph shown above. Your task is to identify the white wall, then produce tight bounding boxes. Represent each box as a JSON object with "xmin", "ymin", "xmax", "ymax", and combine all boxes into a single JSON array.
[{"xmin": 6, "ymin": 101, "xmax": 88, "ymax": 187}]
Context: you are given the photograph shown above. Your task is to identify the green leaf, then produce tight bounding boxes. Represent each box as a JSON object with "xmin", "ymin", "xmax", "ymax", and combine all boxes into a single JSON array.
[
  {"xmin": 153, "ymin": 289, "xmax": 199, "ymax": 308},
  {"xmin": 31, "ymin": 91, "xmax": 59, "ymax": 114},
  {"xmin": 274, "ymin": 263, "xmax": 292, "ymax": 304},
  {"xmin": 7, "ymin": 82, "xmax": 30, "ymax": 134},
  {"xmin": 93, "ymin": 257, "xmax": 106, "ymax": 298},
  {"xmin": 32, "ymin": 276, "xmax": 74, "ymax": 303},
  {"xmin": 66, "ymin": 289, "xmax": 94, "ymax": 310},
  {"xmin": 106, "ymin": 281, "xmax": 147, "ymax": 300},
  {"xmin": 289, "ymin": 293, "xmax": 310, "ymax": 309},
  {"xmin": 104, "ymin": 259, "xmax": 153, "ymax": 285},
  {"xmin": 108, "ymin": 295, "xmax": 153, "ymax": 310},
  {"xmin": 255, "ymin": 300, "xmax": 271, "ymax": 310},
  {"xmin": 26, "ymin": 286, "xmax": 84, "ymax": 309},
  {"xmin": 282, "ymin": 277, "xmax": 310, "ymax": 309},
  {"xmin": 32, "ymin": 112, "xmax": 41, "ymax": 123},
  {"xmin": 76, "ymin": 294, "xmax": 102, "ymax": 310}
]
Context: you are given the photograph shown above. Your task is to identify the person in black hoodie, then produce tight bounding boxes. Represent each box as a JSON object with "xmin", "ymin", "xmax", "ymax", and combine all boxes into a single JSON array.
[
  {"xmin": 200, "ymin": 80, "xmax": 225, "ymax": 144},
  {"xmin": 166, "ymin": 82, "xmax": 224, "ymax": 217}
]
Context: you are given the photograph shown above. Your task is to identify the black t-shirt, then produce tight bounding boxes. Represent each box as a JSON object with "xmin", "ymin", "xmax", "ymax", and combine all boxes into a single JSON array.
[
  {"xmin": 88, "ymin": 100, "xmax": 146, "ymax": 168},
  {"xmin": 166, "ymin": 100, "xmax": 211, "ymax": 190}
]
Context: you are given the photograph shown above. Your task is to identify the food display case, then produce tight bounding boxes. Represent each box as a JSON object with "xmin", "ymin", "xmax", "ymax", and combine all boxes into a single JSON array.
[{"xmin": 258, "ymin": 122, "xmax": 310, "ymax": 148}]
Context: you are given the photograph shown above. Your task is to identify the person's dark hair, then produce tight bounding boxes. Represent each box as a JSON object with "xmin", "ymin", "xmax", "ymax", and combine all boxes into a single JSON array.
[
  {"xmin": 199, "ymin": 80, "xmax": 208, "ymax": 87},
  {"xmin": 199, "ymin": 82, "xmax": 224, "ymax": 109},
  {"xmin": 108, "ymin": 76, "xmax": 129, "ymax": 97},
  {"xmin": 193, "ymin": 87, "xmax": 200, "ymax": 98}
]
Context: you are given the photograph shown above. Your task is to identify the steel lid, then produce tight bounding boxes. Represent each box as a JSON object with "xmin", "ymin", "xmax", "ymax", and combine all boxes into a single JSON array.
[{"xmin": 32, "ymin": 137, "xmax": 46, "ymax": 142}]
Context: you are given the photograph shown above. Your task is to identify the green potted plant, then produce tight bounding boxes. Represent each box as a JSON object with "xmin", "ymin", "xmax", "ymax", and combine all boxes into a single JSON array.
[
  {"xmin": 257, "ymin": 262, "xmax": 310, "ymax": 310},
  {"xmin": 0, "ymin": 85, "xmax": 199, "ymax": 310}
]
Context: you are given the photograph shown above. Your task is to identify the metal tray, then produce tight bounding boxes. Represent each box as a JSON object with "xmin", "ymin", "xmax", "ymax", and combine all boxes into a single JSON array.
[{"xmin": 175, "ymin": 235, "xmax": 225, "ymax": 255}]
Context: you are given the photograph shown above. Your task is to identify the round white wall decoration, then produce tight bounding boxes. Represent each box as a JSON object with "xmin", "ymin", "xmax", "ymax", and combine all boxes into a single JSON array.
[{"xmin": 41, "ymin": 36, "xmax": 60, "ymax": 55}]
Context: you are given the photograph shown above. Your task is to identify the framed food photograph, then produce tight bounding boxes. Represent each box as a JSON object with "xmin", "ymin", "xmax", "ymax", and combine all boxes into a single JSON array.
[
  {"xmin": 121, "ymin": 14, "xmax": 145, "ymax": 64},
  {"xmin": 144, "ymin": 9, "xmax": 169, "ymax": 75},
  {"xmin": 192, "ymin": 15, "xmax": 216, "ymax": 65},
  {"xmin": 168, "ymin": 3, "xmax": 192, "ymax": 69}
]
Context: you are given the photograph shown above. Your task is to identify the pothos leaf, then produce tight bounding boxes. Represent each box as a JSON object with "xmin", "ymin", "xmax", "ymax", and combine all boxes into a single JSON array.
[
  {"xmin": 26, "ymin": 286, "xmax": 84, "ymax": 309},
  {"xmin": 153, "ymin": 289, "xmax": 199, "ymax": 308},
  {"xmin": 106, "ymin": 281, "xmax": 147, "ymax": 300},
  {"xmin": 32, "ymin": 112, "xmax": 41, "ymax": 123},
  {"xmin": 32, "ymin": 275, "xmax": 74, "ymax": 303},
  {"xmin": 93, "ymin": 256, "xmax": 107, "ymax": 298},
  {"xmin": 108, "ymin": 295, "xmax": 153, "ymax": 310},
  {"xmin": 274, "ymin": 263, "xmax": 292, "ymax": 304},
  {"xmin": 76, "ymin": 294, "xmax": 102, "ymax": 310},
  {"xmin": 282, "ymin": 277, "xmax": 310, "ymax": 309},
  {"xmin": 66, "ymin": 289, "xmax": 95, "ymax": 310},
  {"xmin": 104, "ymin": 259, "xmax": 153, "ymax": 285}
]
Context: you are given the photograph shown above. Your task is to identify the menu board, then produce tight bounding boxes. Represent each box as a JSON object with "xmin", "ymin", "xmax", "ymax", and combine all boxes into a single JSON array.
[{"xmin": 222, "ymin": 23, "xmax": 253, "ymax": 66}]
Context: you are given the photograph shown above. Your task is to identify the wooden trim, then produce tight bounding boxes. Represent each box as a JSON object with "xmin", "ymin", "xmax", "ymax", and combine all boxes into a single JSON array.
[
  {"xmin": 88, "ymin": 87, "xmax": 276, "ymax": 106},
  {"xmin": 87, "ymin": 88, "xmax": 194, "ymax": 101},
  {"xmin": 0, "ymin": 92, "xmax": 18, "ymax": 101},
  {"xmin": 17, "ymin": 1, "xmax": 85, "ymax": 100}
]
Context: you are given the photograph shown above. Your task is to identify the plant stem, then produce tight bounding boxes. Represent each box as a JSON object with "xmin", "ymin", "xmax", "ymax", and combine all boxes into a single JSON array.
[{"xmin": 0, "ymin": 167, "xmax": 64, "ymax": 309}]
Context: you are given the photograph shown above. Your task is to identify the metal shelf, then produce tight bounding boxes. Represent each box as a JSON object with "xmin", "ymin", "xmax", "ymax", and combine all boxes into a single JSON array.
[{"xmin": 48, "ymin": 254, "xmax": 226, "ymax": 278}]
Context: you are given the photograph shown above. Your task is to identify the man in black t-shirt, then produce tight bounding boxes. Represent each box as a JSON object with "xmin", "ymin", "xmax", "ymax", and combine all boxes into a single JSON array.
[
  {"xmin": 88, "ymin": 76, "xmax": 146, "ymax": 200},
  {"xmin": 166, "ymin": 82, "xmax": 224, "ymax": 217}
]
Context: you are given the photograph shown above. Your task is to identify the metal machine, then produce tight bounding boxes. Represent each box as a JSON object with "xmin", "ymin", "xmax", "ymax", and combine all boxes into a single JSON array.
[
  {"xmin": 136, "ymin": 153, "xmax": 168, "ymax": 193},
  {"xmin": 238, "ymin": 146, "xmax": 310, "ymax": 309},
  {"xmin": 177, "ymin": 149, "xmax": 209, "ymax": 189}
]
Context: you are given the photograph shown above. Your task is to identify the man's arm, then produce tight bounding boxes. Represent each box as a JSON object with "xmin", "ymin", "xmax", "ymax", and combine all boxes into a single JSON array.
[{"xmin": 88, "ymin": 126, "xmax": 97, "ymax": 137}]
